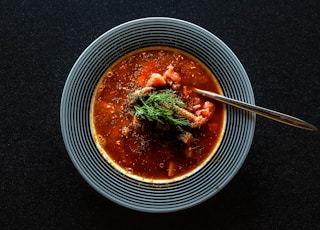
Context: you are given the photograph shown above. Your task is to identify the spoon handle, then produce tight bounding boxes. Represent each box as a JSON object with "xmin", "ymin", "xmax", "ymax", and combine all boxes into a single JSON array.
[{"xmin": 193, "ymin": 88, "xmax": 317, "ymax": 131}]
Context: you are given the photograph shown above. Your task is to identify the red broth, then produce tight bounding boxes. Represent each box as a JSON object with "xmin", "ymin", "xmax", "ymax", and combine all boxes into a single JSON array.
[{"xmin": 91, "ymin": 47, "xmax": 226, "ymax": 183}]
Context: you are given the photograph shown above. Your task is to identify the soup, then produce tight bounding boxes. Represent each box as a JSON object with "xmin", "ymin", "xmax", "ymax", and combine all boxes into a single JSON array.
[{"xmin": 90, "ymin": 47, "xmax": 226, "ymax": 183}]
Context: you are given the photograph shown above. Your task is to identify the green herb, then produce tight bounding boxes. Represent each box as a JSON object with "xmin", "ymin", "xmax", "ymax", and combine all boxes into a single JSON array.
[{"xmin": 134, "ymin": 91, "xmax": 190, "ymax": 127}]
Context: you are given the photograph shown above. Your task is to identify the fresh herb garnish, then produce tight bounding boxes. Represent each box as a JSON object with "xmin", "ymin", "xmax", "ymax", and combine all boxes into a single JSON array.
[{"xmin": 134, "ymin": 91, "xmax": 190, "ymax": 126}]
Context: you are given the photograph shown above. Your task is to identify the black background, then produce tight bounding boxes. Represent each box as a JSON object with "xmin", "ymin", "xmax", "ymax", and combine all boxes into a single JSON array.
[{"xmin": 1, "ymin": 0, "xmax": 319, "ymax": 229}]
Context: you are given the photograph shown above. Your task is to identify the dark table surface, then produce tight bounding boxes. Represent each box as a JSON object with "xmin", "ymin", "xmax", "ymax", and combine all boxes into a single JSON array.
[{"xmin": 1, "ymin": 0, "xmax": 319, "ymax": 229}]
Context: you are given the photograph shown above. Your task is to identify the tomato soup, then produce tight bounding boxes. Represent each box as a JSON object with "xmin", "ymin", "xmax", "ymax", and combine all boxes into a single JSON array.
[{"xmin": 90, "ymin": 47, "xmax": 226, "ymax": 183}]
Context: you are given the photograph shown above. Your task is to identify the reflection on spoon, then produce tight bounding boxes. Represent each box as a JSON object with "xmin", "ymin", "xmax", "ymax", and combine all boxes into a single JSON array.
[{"xmin": 192, "ymin": 88, "xmax": 317, "ymax": 131}]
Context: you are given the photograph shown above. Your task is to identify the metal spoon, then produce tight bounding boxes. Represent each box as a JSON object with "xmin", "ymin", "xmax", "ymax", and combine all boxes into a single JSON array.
[{"xmin": 192, "ymin": 88, "xmax": 317, "ymax": 131}]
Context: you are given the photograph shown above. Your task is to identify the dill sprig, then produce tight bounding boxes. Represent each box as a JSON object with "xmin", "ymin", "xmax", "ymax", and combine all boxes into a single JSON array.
[{"xmin": 134, "ymin": 90, "xmax": 190, "ymax": 127}]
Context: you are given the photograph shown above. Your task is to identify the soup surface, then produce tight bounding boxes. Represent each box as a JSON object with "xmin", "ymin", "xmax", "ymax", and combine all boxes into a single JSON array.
[{"xmin": 91, "ymin": 47, "xmax": 226, "ymax": 183}]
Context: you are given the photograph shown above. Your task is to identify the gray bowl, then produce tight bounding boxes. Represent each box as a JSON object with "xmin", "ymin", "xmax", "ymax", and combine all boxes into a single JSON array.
[{"xmin": 60, "ymin": 17, "xmax": 255, "ymax": 213}]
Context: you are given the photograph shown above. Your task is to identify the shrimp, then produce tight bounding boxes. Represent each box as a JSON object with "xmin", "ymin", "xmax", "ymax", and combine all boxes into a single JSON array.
[
  {"xmin": 163, "ymin": 65, "xmax": 181, "ymax": 82},
  {"xmin": 172, "ymin": 101, "xmax": 215, "ymax": 128},
  {"xmin": 141, "ymin": 65, "xmax": 181, "ymax": 89},
  {"xmin": 146, "ymin": 73, "xmax": 167, "ymax": 87}
]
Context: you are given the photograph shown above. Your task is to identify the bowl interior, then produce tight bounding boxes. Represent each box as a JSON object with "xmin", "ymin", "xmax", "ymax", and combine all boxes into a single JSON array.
[
  {"xmin": 90, "ymin": 46, "xmax": 227, "ymax": 184},
  {"xmin": 60, "ymin": 17, "xmax": 255, "ymax": 213}
]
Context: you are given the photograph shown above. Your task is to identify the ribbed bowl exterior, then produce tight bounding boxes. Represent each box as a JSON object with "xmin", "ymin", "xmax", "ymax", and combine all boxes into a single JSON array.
[{"xmin": 60, "ymin": 17, "xmax": 255, "ymax": 213}]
